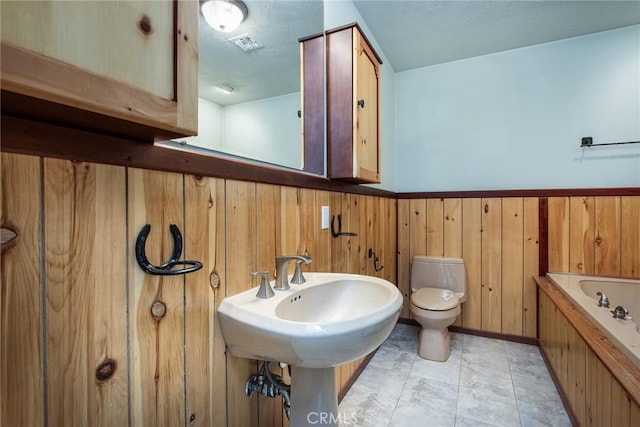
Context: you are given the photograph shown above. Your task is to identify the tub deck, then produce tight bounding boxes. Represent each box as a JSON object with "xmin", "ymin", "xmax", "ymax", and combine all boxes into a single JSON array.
[{"xmin": 535, "ymin": 275, "xmax": 640, "ymax": 407}]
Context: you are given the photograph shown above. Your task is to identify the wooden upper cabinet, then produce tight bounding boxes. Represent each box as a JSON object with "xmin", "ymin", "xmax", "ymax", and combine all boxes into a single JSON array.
[
  {"xmin": 327, "ymin": 23, "xmax": 382, "ymax": 184},
  {"xmin": 0, "ymin": 0, "xmax": 197, "ymax": 142}
]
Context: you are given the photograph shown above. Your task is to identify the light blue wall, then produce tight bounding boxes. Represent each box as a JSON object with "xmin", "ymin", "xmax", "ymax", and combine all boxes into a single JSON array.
[
  {"xmin": 223, "ymin": 93, "xmax": 301, "ymax": 169},
  {"xmin": 175, "ymin": 94, "xmax": 302, "ymax": 169},
  {"xmin": 325, "ymin": 0, "xmax": 397, "ymax": 191},
  {"xmin": 394, "ymin": 25, "xmax": 640, "ymax": 192}
]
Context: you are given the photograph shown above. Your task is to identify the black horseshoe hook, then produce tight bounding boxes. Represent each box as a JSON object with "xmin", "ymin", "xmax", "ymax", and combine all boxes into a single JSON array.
[
  {"xmin": 135, "ymin": 224, "xmax": 203, "ymax": 275},
  {"xmin": 330, "ymin": 214, "xmax": 358, "ymax": 238}
]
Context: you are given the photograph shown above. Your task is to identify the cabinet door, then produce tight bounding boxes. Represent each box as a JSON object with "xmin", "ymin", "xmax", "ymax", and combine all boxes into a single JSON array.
[
  {"xmin": 0, "ymin": 0, "xmax": 197, "ymax": 141},
  {"xmin": 354, "ymin": 29, "xmax": 380, "ymax": 183},
  {"xmin": 327, "ymin": 24, "xmax": 381, "ymax": 184}
]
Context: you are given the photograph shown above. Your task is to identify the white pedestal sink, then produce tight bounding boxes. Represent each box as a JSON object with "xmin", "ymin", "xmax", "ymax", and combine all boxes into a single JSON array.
[{"xmin": 218, "ymin": 273, "xmax": 403, "ymax": 426}]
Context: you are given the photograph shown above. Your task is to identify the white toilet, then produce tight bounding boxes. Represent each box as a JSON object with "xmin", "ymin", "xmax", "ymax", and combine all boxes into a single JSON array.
[{"xmin": 410, "ymin": 255, "xmax": 467, "ymax": 362}]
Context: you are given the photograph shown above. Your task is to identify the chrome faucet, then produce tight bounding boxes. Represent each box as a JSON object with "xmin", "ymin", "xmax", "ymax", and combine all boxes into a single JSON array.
[
  {"xmin": 596, "ymin": 291, "xmax": 609, "ymax": 308},
  {"xmin": 611, "ymin": 305, "xmax": 631, "ymax": 320},
  {"xmin": 274, "ymin": 255, "xmax": 312, "ymax": 290}
]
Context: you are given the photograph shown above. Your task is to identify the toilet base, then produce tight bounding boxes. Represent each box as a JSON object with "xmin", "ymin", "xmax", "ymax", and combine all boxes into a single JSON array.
[{"xmin": 418, "ymin": 327, "xmax": 452, "ymax": 362}]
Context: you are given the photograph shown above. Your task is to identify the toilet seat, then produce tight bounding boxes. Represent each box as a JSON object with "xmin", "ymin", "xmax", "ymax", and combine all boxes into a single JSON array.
[{"xmin": 411, "ymin": 288, "xmax": 459, "ymax": 311}]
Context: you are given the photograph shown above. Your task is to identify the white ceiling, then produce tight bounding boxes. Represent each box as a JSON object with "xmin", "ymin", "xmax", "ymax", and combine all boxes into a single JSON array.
[
  {"xmin": 353, "ymin": 0, "xmax": 640, "ymax": 72},
  {"xmin": 199, "ymin": 0, "xmax": 640, "ymax": 106}
]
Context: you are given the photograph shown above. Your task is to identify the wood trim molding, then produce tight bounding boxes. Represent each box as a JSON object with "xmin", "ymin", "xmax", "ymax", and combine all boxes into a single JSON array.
[
  {"xmin": 535, "ymin": 276, "xmax": 640, "ymax": 406},
  {"xmin": 0, "ymin": 114, "xmax": 395, "ymax": 198},
  {"xmin": 538, "ymin": 197, "xmax": 549, "ymax": 276},
  {"xmin": 398, "ymin": 188, "xmax": 640, "ymax": 199}
]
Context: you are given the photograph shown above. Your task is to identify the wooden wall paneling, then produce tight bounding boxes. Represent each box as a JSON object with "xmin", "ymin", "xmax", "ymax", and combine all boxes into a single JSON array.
[
  {"xmin": 406, "ymin": 198, "xmax": 426, "ymax": 321},
  {"xmin": 314, "ymin": 190, "xmax": 331, "ymax": 272},
  {"xmin": 409, "ymin": 199, "xmax": 427, "ymax": 259},
  {"xmin": 280, "ymin": 187, "xmax": 302, "ymax": 263},
  {"xmin": 611, "ymin": 378, "xmax": 631, "ymax": 427},
  {"xmin": 569, "ymin": 197, "xmax": 595, "ymax": 274},
  {"xmin": 44, "ymin": 159, "xmax": 128, "ymax": 425},
  {"xmin": 299, "ymin": 188, "xmax": 317, "ymax": 262},
  {"xmin": 574, "ymin": 327, "xmax": 587, "ymax": 426},
  {"xmin": 1, "ymin": 153, "xmax": 44, "ymax": 426},
  {"xmin": 397, "ymin": 200, "xmax": 411, "ymax": 318},
  {"xmin": 256, "ymin": 183, "xmax": 284, "ymax": 427},
  {"xmin": 257, "ymin": 184, "xmax": 282, "ymax": 279},
  {"xmin": 329, "ymin": 192, "xmax": 347, "ymax": 273},
  {"xmin": 565, "ymin": 324, "xmax": 577, "ymax": 419},
  {"xmin": 501, "ymin": 198, "xmax": 524, "ymax": 335},
  {"xmin": 384, "ymin": 197, "xmax": 398, "ymax": 285},
  {"xmin": 443, "ymin": 198, "xmax": 462, "ymax": 258},
  {"xmin": 184, "ymin": 175, "xmax": 227, "ymax": 427},
  {"xmin": 443, "ymin": 198, "xmax": 462, "ymax": 325},
  {"xmin": 559, "ymin": 311, "xmax": 569, "ymax": 396},
  {"xmin": 594, "ymin": 196, "xmax": 621, "ymax": 276},
  {"xmin": 426, "ymin": 198, "xmax": 444, "ymax": 256},
  {"xmin": 224, "ymin": 180, "xmax": 259, "ymax": 427},
  {"xmin": 631, "ymin": 401, "xmax": 640, "ymax": 426},
  {"xmin": 594, "ymin": 351, "xmax": 613, "ymax": 426},
  {"xmin": 481, "ymin": 198, "xmax": 502, "ymax": 332},
  {"xmin": 522, "ymin": 197, "xmax": 539, "ymax": 338},
  {"xmin": 620, "ymin": 196, "xmax": 640, "ymax": 278},
  {"xmin": 461, "ymin": 198, "xmax": 482, "ymax": 330},
  {"xmin": 547, "ymin": 197, "xmax": 569, "ymax": 272},
  {"xmin": 128, "ymin": 168, "xmax": 185, "ymax": 426},
  {"xmin": 346, "ymin": 194, "xmax": 362, "ymax": 274},
  {"xmin": 364, "ymin": 195, "xmax": 376, "ymax": 277}
]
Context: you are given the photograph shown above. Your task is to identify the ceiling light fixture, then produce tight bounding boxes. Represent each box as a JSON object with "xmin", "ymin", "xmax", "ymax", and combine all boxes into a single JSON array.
[
  {"xmin": 201, "ymin": 0, "xmax": 248, "ymax": 33},
  {"xmin": 216, "ymin": 84, "xmax": 235, "ymax": 94}
]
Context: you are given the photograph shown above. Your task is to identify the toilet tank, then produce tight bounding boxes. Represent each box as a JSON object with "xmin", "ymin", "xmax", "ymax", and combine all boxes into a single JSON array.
[{"xmin": 410, "ymin": 256, "xmax": 467, "ymax": 302}]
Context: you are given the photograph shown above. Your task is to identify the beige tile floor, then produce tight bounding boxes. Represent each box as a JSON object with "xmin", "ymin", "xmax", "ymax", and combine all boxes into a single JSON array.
[{"xmin": 338, "ymin": 323, "xmax": 571, "ymax": 426}]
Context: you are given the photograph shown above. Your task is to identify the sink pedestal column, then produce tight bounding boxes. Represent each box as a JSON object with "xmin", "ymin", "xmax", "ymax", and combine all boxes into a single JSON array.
[{"xmin": 290, "ymin": 366, "xmax": 339, "ymax": 427}]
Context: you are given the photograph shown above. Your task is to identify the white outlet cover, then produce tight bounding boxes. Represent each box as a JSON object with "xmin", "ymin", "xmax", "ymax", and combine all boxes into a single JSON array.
[{"xmin": 321, "ymin": 206, "xmax": 329, "ymax": 229}]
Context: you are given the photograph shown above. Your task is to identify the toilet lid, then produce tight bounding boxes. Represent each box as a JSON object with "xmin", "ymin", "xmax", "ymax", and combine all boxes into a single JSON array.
[{"xmin": 411, "ymin": 288, "xmax": 459, "ymax": 311}]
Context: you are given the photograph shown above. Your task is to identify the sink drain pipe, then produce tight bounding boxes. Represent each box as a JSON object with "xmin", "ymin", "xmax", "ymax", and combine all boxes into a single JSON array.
[{"xmin": 245, "ymin": 361, "xmax": 291, "ymax": 418}]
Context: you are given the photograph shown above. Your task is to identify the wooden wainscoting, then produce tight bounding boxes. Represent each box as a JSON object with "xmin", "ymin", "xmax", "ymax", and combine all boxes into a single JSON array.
[
  {"xmin": 0, "ymin": 152, "xmax": 397, "ymax": 426},
  {"xmin": 537, "ymin": 277, "xmax": 640, "ymax": 426},
  {"xmin": 398, "ymin": 197, "xmax": 539, "ymax": 338},
  {"xmin": 548, "ymin": 196, "xmax": 640, "ymax": 278}
]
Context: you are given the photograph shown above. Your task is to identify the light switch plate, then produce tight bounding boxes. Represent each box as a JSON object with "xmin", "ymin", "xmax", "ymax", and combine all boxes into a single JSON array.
[{"xmin": 321, "ymin": 206, "xmax": 330, "ymax": 229}]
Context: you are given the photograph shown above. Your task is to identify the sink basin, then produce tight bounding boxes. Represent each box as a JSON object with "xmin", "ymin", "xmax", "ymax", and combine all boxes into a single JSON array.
[
  {"xmin": 218, "ymin": 272, "xmax": 402, "ymax": 426},
  {"xmin": 218, "ymin": 273, "xmax": 403, "ymax": 368}
]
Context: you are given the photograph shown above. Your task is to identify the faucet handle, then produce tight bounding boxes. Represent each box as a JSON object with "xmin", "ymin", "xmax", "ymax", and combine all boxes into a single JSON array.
[
  {"xmin": 596, "ymin": 291, "xmax": 609, "ymax": 308},
  {"xmin": 611, "ymin": 305, "xmax": 630, "ymax": 320},
  {"xmin": 251, "ymin": 271, "xmax": 274, "ymax": 299},
  {"xmin": 291, "ymin": 260, "xmax": 307, "ymax": 284}
]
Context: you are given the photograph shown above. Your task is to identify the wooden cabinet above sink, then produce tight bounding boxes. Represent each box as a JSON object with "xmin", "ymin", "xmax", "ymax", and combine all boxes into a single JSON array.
[{"xmin": 327, "ymin": 23, "xmax": 382, "ymax": 184}]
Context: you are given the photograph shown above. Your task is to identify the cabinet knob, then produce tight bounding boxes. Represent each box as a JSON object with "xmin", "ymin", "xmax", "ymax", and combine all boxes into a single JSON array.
[{"xmin": 357, "ymin": 99, "xmax": 365, "ymax": 108}]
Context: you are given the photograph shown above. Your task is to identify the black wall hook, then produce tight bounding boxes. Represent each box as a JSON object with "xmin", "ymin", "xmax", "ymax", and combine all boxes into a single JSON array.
[
  {"xmin": 331, "ymin": 214, "xmax": 358, "ymax": 238},
  {"xmin": 368, "ymin": 248, "xmax": 384, "ymax": 272},
  {"xmin": 135, "ymin": 224, "xmax": 203, "ymax": 275}
]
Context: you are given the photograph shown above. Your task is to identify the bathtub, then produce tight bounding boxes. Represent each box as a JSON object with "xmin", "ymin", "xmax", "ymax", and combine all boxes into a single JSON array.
[{"xmin": 546, "ymin": 272, "xmax": 640, "ymax": 368}]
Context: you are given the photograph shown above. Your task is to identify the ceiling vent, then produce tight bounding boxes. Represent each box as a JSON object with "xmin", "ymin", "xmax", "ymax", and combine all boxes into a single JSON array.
[{"xmin": 228, "ymin": 33, "xmax": 263, "ymax": 52}]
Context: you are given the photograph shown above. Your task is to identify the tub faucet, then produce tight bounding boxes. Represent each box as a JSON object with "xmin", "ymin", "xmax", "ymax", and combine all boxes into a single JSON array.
[
  {"xmin": 596, "ymin": 291, "xmax": 609, "ymax": 308},
  {"xmin": 274, "ymin": 255, "xmax": 312, "ymax": 290},
  {"xmin": 611, "ymin": 305, "xmax": 631, "ymax": 320}
]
